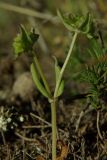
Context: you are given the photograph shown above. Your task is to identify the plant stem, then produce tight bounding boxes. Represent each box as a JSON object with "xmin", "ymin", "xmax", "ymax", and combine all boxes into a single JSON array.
[
  {"xmin": 54, "ymin": 32, "xmax": 78, "ymax": 97},
  {"xmin": 50, "ymin": 98, "xmax": 57, "ymax": 160},
  {"xmin": 0, "ymin": 2, "xmax": 53, "ymax": 20},
  {"xmin": 33, "ymin": 55, "xmax": 51, "ymax": 96},
  {"xmin": 97, "ymin": 110, "xmax": 103, "ymax": 140},
  {"xmin": 50, "ymin": 32, "xmax": 78, "ymax": 159}
]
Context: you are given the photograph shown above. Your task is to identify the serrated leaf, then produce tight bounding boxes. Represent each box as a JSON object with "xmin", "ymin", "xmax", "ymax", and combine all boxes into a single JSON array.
[
  {"xmin": 57, "ymin": 10, "xmax": 96, "ymax": 38},
  {"xmin": 31, "ymin": 63, "xmax": 50, "ymax": 98},
  {"xmin": 13, "ymin": 25, "xmax": 39, "ymax": 58},
  {"xmin": 57, "ymin": 9, "xmax": 76, "ymax": 32},
  {"xmin": 56, "ymin": 80, "xmax": 64, "ymax": 97},
  {"xmin": 13, "ymin": 33, "xmax": 25, "ymax": 57}
]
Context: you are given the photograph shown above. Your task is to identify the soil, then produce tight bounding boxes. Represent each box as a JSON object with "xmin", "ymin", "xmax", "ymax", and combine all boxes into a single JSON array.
[{"xmin": 0, "ymin": 55, "xmax": 107, "ymax": 160}]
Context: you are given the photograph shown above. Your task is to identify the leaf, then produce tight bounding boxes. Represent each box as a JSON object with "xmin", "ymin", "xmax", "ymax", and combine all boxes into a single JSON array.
[
  {"xmin": 29, "ymin": 28, "xmax": 39, "ymax": 43},
  {"xmin": 13, "ymin": 33, "xmax": 24, "ymax": 57},
  {"xmin": 56, "ymin": 140, "xmax": 69, "ymax": 160},
  {"xmin": 57, "ymin": 10, "xmax": 96, "ymax": 38},
  {"xmin": 31, "ymin": 63, "xmax": 50, "ymax": 98},
  {"xmin": 79, "ymin": 12, "xmax": 90, "ymax": 30},
  {"xmin": 13, "ymin": 25, "xmax": 39, "ymax": 58},
  {"xmin": 88, "ymin": 39, "xmax": 104, "ymax": 59},
  {"xmin": 53, "ymin": 56, "xmax": 64, "ymax": 97},
  {"xmin": 53, "ymin": 56, "xmax": 61, "ymax": 83},
  {"xmin": 79, "ymin": 12, "xmax": 94, "ymax": 37},
  {"xmin": 81, "ymin": 66, "xmax": 98, "ymax": 84},
  {"xmin": 36, "ymin": 155, "xmax": 45, "ymax": 160},
  {"xmin": 57, "ymin": 9, "xmax": 76, "ymax": 32},
  {"xmin": 56, "ymin": 80, "xmax": 64, "ymax": 97}
]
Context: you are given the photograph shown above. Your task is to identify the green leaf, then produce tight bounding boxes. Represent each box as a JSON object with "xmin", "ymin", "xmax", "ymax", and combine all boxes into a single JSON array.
[
  {"xmin": 88, "ymin": 39, "xmax": 104, "ymax": 59},
  {"xmin": 31, "ymin": 63, "xmax": 50, "ymax": 98},
  {"xmin": 56, "ymin": 80, "xmax": 64, "ymax": 97},
  {"xmin": 13, "ymin": 25, "xmax": 39, "ymax": 58},
  {"xmin": 57, "ymin": 9, "xmax": 76, "ymax": 32},
  {"xmin": 79, "ymin": 13, "xmax": 90, "ymax": 30},
  {"xmin": 53, "ymin": 56, "xmax": 61, "ymax": 83},
  {"xmin": 79, "ymin": 12, "xmax": 94, "ymax": 37},
  {"xmin": 53, "ymin": 56, "xmax": 64, "ymax": 97},
  {"xmin": 29, "ymin": 28, "xmax": 39, "ymax": 43},
  {"xmin": 57, "ymin": 9, "xmax": 96, "ymax": 38},
  {"xmin": 13, "ymin": 33, "xmax": 25, "ymax": 56}
]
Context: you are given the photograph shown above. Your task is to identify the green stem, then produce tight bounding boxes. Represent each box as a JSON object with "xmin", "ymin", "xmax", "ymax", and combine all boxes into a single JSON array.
[
  {"xmin": 50, "ymin": 99, "xmax": 57, "ymax": 160},
  {"xmin": 54, "ymin": 32, "xmax": 78, "ymax": 98},
  {"xmin": 33, "ymin": 55, "xmax": 51, "ymax": 96}
]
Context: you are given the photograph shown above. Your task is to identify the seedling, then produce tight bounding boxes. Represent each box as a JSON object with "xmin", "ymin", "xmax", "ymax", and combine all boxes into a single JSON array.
[{"xmin": 13, "ymin": 10, "xmax": 96, "ymax": 160}]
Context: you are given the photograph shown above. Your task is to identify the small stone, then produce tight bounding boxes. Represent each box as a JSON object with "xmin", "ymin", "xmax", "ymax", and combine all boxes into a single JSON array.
[
  {"xmin": 7, "ymin": 117, "xmax": 12, "ymax": 123},
  {"xmin": 12, "ymin": 72, "xmax": 36, "ymax": 101},
  {"xmin": 19, "ymin": 115, "xmax": 24, "ymax": 122}
]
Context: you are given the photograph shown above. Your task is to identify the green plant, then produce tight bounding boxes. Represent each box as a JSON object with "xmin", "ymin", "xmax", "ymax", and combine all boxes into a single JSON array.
[
  {"xmin": 13, "ymin": 10, "xmax": 96, "ymax": 159},
  {"xmin": 81, "ymin": 39, "xmax": 107, "ymax": 109}
]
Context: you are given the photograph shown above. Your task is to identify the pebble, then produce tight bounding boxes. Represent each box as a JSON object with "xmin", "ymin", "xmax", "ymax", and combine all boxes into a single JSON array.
[{"xmin": 12, "ymin": 72, "xmax": 36, "ymax": 101}]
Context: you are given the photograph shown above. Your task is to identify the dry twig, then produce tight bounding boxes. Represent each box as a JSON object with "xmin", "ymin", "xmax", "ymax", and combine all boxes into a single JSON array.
[{"xmin": 96, "ymin": 110, "xmax": 103, "ymax": 140}]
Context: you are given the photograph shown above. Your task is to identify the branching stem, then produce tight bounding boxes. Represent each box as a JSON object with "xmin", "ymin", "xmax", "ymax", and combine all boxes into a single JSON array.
[
  {"xmin": 54, "ymin": 32, "xmax": 78, "ymax": 98},
  {"xmin": 50, "ymin": 31, "xmax": 78, "ymax": 160}
]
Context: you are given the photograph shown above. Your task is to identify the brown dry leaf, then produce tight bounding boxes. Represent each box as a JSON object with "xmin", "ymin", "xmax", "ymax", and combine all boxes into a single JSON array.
[
  {"xmin": 36, "ymin": 155, "xmax": 45, "ymax": 160},
  {"xmin": 56, "ymin": 157, "xmax": 63, "ymax": 160},
  {"xmin": 56, "ymin": 140, "xmax": 69, "ymax": 160}
]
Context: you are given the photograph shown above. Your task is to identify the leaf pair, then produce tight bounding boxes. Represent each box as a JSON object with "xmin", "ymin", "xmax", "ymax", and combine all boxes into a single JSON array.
[
  {"xmin": 31, "ymin": 63, "xmax": 50, "ymax": 99},
  {"xmin": 57, "ymin": 10, "xmax": 96, "ymax": 39},
  {"xmin": 31, "ymin": 56, "xmax": 64, "ymax": 99},
  {"xmin": 13, "ymin": 25, "xmax": 39, "ymax": 58}
]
